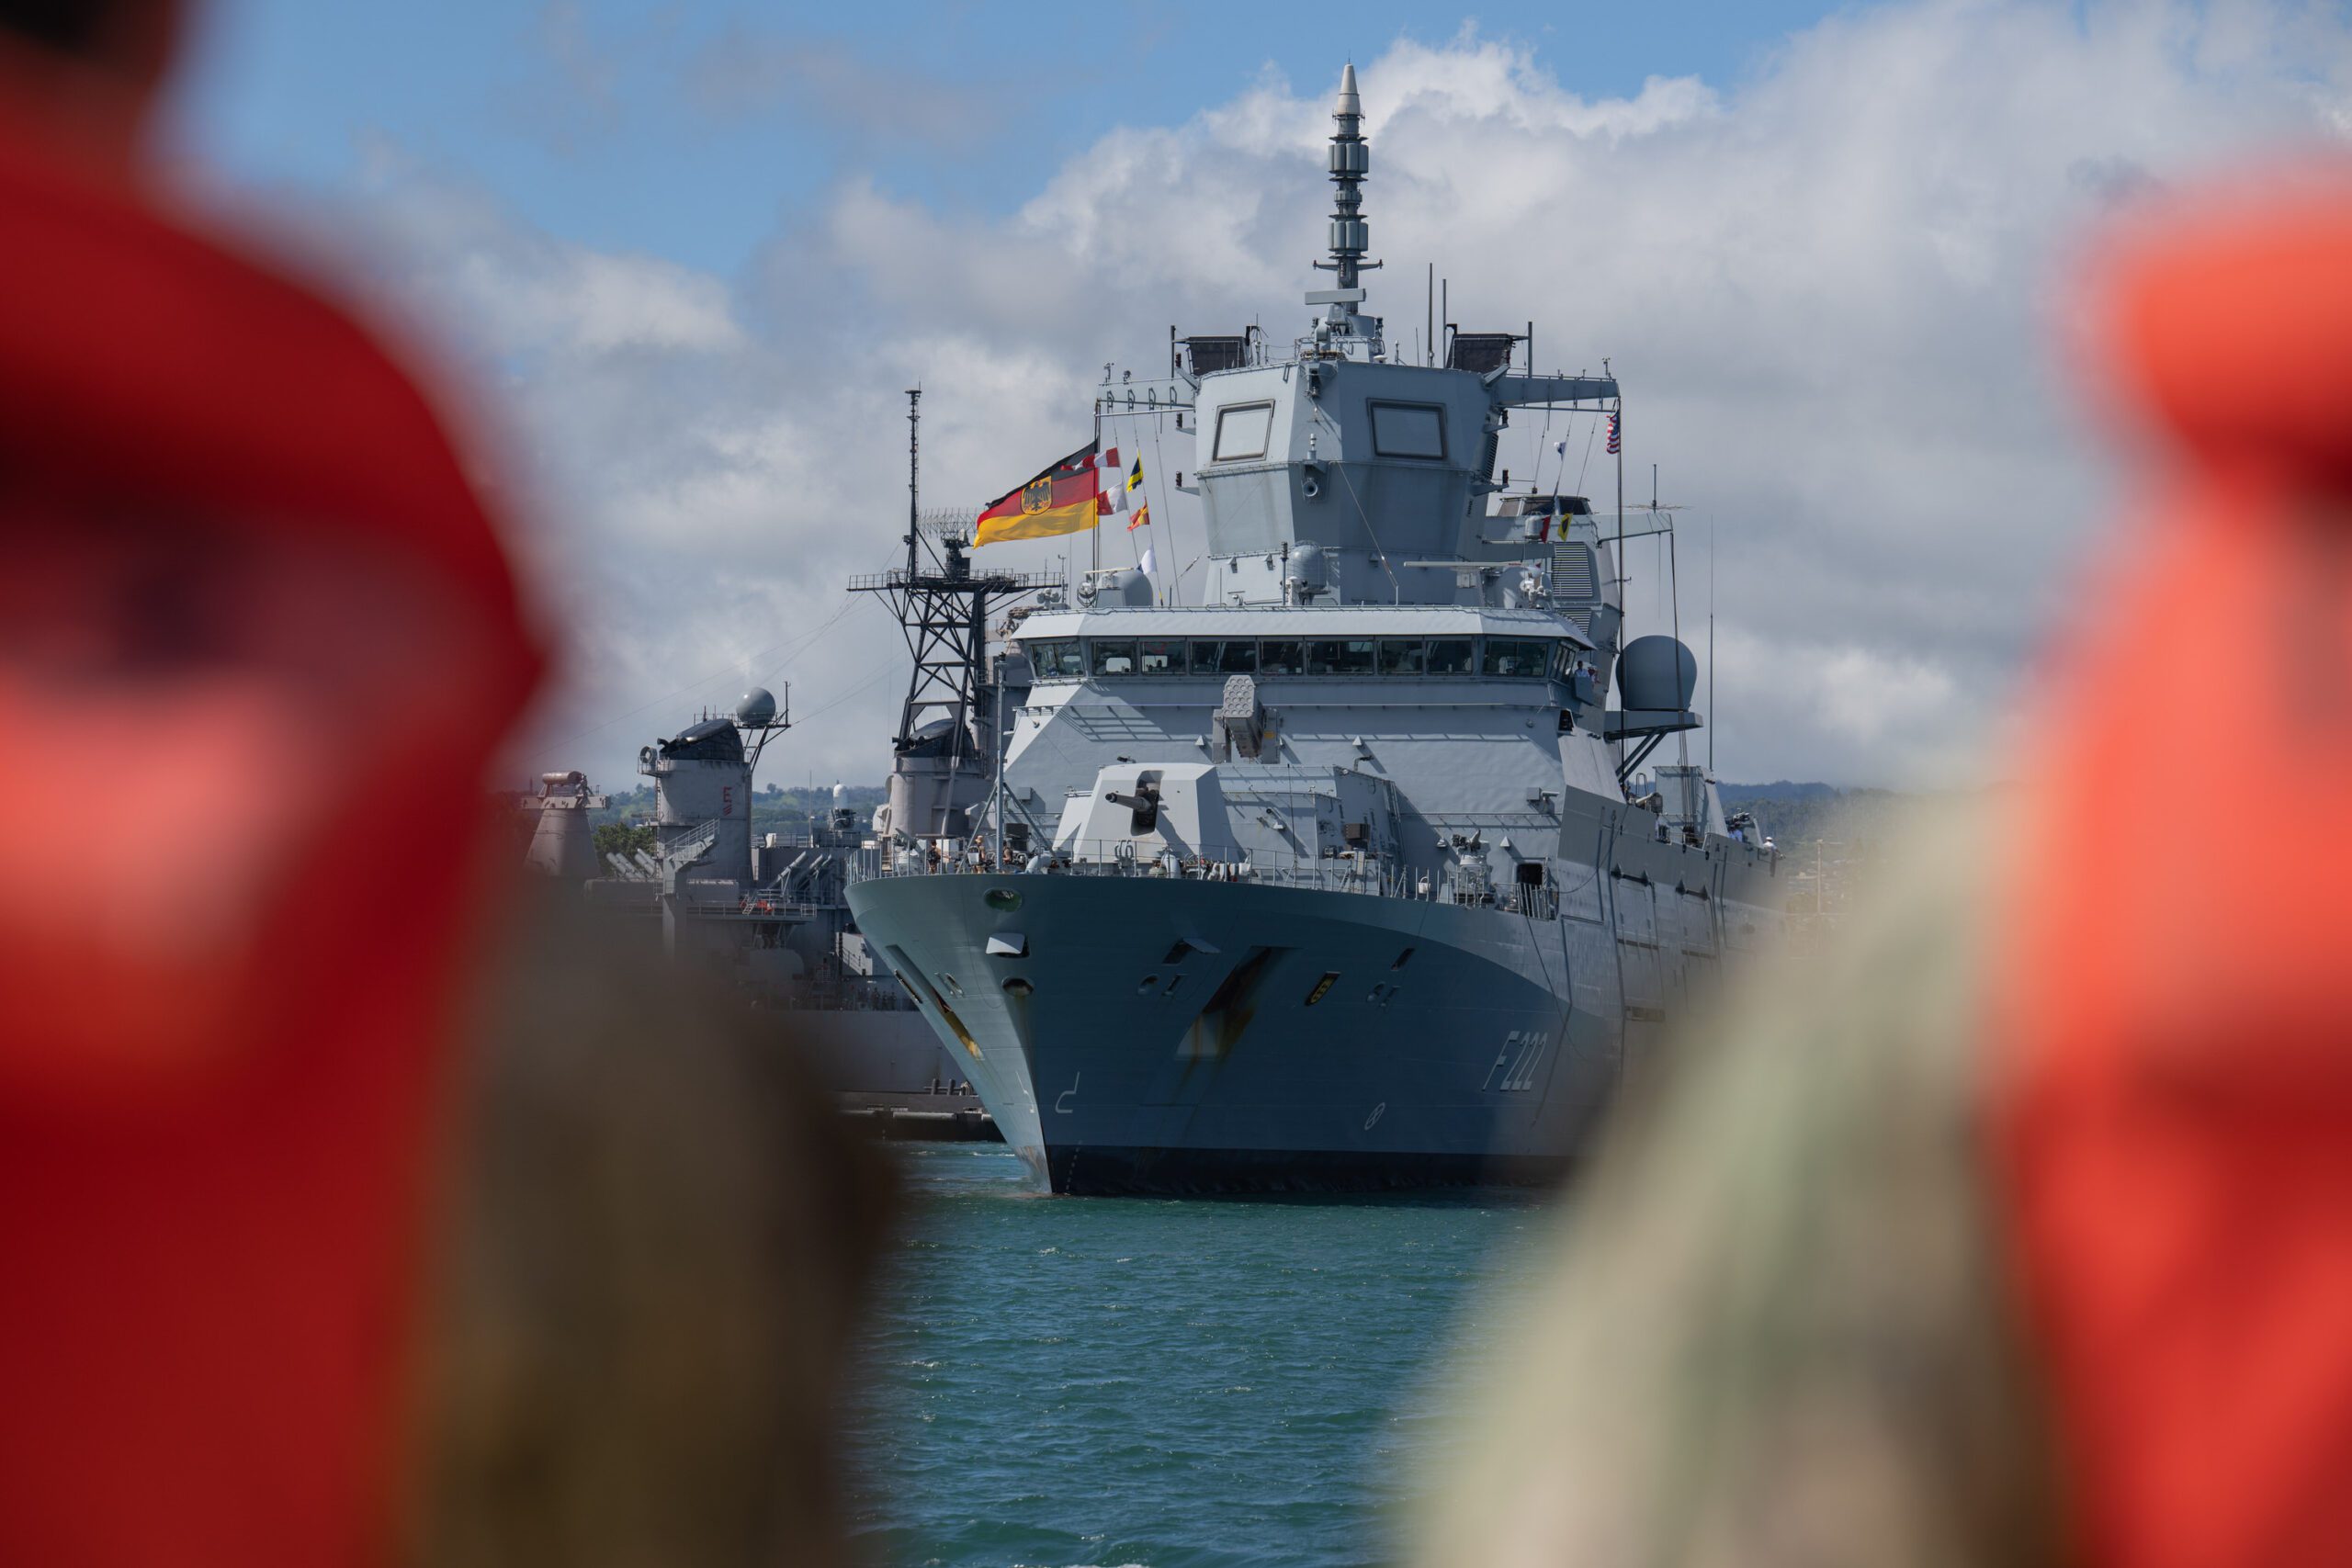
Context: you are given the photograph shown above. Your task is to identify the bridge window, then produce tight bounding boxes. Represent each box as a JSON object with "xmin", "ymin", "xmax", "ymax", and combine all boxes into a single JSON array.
[
  {"xmin": 1370, "ymin": 400, "xmax": 1446, "ymax": 459},
  {"xmin": 1428, "ymin": 638, "xmax": 1476, "ymax": 676},
  {"xmin": 1190, "ymin": 639, "xmax": 1257, "ymax": 675},
  {"xmin": 1136, "ymin": 638, "xmax": 1182, "ymax": 675},
  {"xmin": 1212, "ymin": 401, "xmax": 1275, "ymax": 462},
  {"xmin": 1306, "ymin": 638, "xmax": 1376, "ymax": 675},
  {"xmin": 1260, "ymin": 639, "xmax": 1305, "ymax": 675},
  {"xmin": 1483, "ymin": 638, "xmax": 1549, "ymax": 678},
  {"xmin": 1027, "ymin": 638, "xmax": 1084, "ymax": 679},
  {"xmin": 1090, "ymin": 639, "xmax": 1137, "ymax": 676},
  {"xmin": 1378, "ymin": 638, "xmax": 1427, "ymax": 675}
]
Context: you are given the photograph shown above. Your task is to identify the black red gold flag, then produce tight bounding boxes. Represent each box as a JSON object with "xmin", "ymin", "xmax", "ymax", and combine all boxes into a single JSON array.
[{"xmin": 975, "ymin": 441, "xmax": 1103, "ymax": 546}]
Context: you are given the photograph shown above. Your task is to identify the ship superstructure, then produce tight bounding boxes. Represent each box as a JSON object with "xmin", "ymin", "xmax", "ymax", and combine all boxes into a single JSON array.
[
  {"xmin": 847, "ymin": 66, "xmax": 1786, "ymax": 1192},
  {"xmin": 514, "ymin": 688, "xmax": 981, "ymax": 1134}
]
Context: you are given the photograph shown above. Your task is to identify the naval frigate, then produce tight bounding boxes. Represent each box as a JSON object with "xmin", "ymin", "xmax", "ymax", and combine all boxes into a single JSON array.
[{"xmin": 846, "ymin": 65, "xmax": 1788, "ymax": 1193}]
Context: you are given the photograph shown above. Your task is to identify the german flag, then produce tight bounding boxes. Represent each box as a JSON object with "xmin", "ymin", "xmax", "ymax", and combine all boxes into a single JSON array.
[{"xmin": 974, "ymin": 441, "xmax": 1104, "ymax": 546}]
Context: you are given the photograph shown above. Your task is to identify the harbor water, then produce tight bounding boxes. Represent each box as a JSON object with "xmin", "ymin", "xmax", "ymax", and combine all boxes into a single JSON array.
[{"xmin": 846, "ymin": 1145, "xmax": 1556, "ymax": 1568}]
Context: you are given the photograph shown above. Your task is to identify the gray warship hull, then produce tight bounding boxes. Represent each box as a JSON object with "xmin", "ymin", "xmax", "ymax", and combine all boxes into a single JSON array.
[{"xmin": 849, "ymin": 833, "xmax": 1779, "ymax": 1194}]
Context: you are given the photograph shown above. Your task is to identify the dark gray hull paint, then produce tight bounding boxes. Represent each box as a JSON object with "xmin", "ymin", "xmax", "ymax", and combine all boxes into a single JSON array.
[{"xmin": 847, "ymin": 844, "xmax": 1779, "ymax": 1194}]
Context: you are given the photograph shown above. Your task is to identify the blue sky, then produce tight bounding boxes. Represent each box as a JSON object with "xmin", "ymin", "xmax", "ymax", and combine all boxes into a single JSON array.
[
  {"xmin": 170, "ymin": 1, "xmax": 1849, "ymax": 275},
  {"xmin": 150, "ymin": 3, "xmax": 2352, "ymax": 787}
]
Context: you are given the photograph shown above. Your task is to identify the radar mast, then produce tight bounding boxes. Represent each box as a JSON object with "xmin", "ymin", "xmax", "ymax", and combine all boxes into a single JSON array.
[{"xmin": 1309, "ymin": 62, "xmax": 1383, "ymax": 355}]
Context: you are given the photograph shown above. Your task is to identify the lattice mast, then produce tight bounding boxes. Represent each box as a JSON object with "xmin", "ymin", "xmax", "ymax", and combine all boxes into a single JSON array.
[{"xmin": 847, "ymin": 389, "xmax": 1055, "ymax": 838}]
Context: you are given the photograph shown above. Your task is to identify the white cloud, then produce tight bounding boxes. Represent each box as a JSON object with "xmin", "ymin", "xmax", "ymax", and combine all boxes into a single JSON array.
[{"xmin": 305, "ymin": 2, "xmax": 2351, "ymax": 791}]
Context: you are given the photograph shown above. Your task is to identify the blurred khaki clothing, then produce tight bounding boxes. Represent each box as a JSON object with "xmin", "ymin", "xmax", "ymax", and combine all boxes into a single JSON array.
[
  {"xmin": 1418, "ymin": 807, "xmax": 2062, "ymax": 1568},
  {"xmin": 413, "ymin": 885, "xmax": 894, "ymax": 1568}
]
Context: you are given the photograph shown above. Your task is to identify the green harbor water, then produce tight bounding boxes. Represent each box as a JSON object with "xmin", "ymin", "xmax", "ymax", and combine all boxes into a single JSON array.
[{"xmin": 845, "ymin": 1145, "xmax": 1556, "ymax": 1568}]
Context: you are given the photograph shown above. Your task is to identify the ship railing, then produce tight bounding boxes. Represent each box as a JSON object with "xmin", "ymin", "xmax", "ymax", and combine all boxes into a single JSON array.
[
  {"xmin": 659, "ymin": 817, "xmax": 724, "ymax": 883},
  {"xmin": 851, "ymin": 840, "xmax": 1558, "ymax": 915},
  {"xmin": 854, "ymin": 840, "xmax": 1403, "ymax": 896}
]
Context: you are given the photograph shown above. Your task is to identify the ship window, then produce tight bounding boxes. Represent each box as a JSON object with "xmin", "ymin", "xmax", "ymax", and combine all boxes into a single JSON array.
[
  {"xmin": 1028, "ymin": 638, "xmax": 1084, "ymax": 679},
  {"xmin": 1370, "ymin": 401, "xmax": 1446, "ymax": 459},
  {"xmin": 1136, "ymin": 638, "xmax": 1182, "ymax": 675},
  {"xmin": 1378, "ymin": 638, "xmax": 1427, "ymax": 675},
  {"xmin": 1212, "ymin": 401, "xmax": 1275, "ymax": 462},
  {"xmin": 1091, "ymin": 639, "xmax": 1137, "ymax": 676},
  {"xmin": 1304, "ymin": 971, "xmax": 1340, "ymax": 1007},
  {"xmin": 1306, "ymin": 638, "xmax": 1376, "ymax": 675},
  {"xmin": 1260, "ymin": 639, "xmax": 1304, "ymax": 675},
  {"xmin": 1190, "ymin": 638, "xmax": 1258, "ymax": 675},
  {"xmin": 1483, "ymin": 638, "xmax": 1548, "ymax": 678},
  {"xmin": 1428, "ymin": 638, "xmax": 1476, "ymax": 675}
]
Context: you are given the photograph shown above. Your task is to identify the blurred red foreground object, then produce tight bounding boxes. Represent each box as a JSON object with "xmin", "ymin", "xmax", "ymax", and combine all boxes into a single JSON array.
[
  {"xmin": 0, "ymin": 72, "xmax": 541, "ymax": 1568},
  {"xmin": 1998, "ymin": 186, "xmax": 2352, "ymax": 1568}
]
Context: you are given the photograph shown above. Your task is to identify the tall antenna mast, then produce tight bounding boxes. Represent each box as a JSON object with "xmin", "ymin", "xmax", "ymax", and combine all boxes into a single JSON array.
[
  {"xmin": 906, "ymin": 388, "xmax": 922, "ymax": 579},
  {"xmin": 1310, "ymin": 63, "xmax": 1381, "ymax": 344}
]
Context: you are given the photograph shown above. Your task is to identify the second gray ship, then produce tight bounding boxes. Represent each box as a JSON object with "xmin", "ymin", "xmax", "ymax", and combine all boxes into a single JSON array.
[{"xmin": 848, "ymin": 65, "xmax": 1787, "ymax": 1193}]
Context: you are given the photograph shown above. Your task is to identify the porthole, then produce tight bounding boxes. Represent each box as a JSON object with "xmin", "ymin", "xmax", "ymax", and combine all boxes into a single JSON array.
[
  {"xmin": 985, "ymin": 887, "xmax": 1023, "ymax": 912},
  {"xmin": 1002, "ymin": 977, "xmax": 1034, "ymax": 998},
  {"xmin": 1304, "ymin": 971, "xmax": 1340, "ymax": 1007},
  {"xmin": 1138, "ymin": 975, "xmax": 1160, "ymax": 994},
  {"xmin": 938, "ymin": 974, "xmax": 963, "ymax": 998}
]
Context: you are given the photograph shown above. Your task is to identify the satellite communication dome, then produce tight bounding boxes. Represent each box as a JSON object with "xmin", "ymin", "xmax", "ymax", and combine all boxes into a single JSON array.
[
  {"xmin": 1618, "ymin": 636, "xmax": 1698, "ymax": 713},
  {"xmin": 735, "ymin": 687, "xmax": 778, "ymax": 728}
]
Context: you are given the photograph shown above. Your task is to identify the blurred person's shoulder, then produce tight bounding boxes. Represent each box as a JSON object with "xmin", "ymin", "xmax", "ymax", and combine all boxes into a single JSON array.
[
  {"xmin": 1623, "ymin": 788, "xmax": 2017, "ymax": 1122},
  {"xmin": 1419, "ymin": 791, "xmax": 2062, "ymax": 1568},
  {"xmin": 414, "ymin": 880, "xmax": 893, "ymax": 1568}
]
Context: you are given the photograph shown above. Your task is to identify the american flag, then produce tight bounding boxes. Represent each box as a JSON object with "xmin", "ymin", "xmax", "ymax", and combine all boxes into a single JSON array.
[{"xmin": 1605, "ymin": 411, "xmax": 1622, "ymax": 456}]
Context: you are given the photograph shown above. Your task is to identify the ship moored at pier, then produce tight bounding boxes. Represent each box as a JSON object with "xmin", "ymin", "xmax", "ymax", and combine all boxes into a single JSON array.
[{"xmin": 848, "ymin": 65, "xmax": 1786, "ymax": 1193}]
